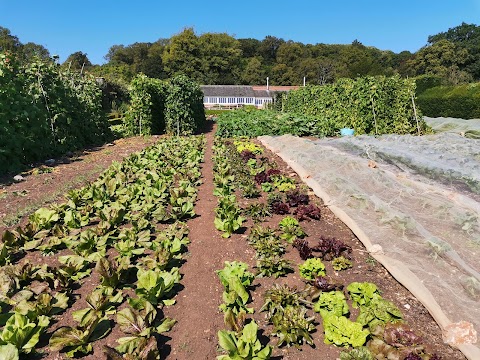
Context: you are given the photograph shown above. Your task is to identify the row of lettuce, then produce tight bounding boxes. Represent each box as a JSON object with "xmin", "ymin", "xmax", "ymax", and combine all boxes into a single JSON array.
[
  {"xmin": 0, "ymin": 136, "xmax": 205, "ymax": 359},
  {"xmin": 212, "ymin": 138, "xmax": 441, "ymax": 360}
]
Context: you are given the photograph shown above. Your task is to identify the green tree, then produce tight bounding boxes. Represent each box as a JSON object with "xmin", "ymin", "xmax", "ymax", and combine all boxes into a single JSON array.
[
  {"xmin": 407, "ymin": 39, "xmax": 471, "ymax": 83},
  {"xmin": 0, "ymin": 26, "xmax": 21, "ymax": 53},
  {"xmin": 427, "ymin": 22, "xmax": 480, "ymax": 79},
  {"xmin": 241, "ymin": 56, "xmax": 265, "ymax": 84},
  {"xmin": 162, "ymin": 28, "xmax": 202, "ymax": 80},
  {"xmin": 198, "ymin": 32, "xmax": 242, "ymax": 84},
  {"xmin": 259, "ymin": 35, "xmax": 285, "ymax": 64},
  {"xmin": 238, "ymin": 38, "xmax": 261, "ymax": 58},
  {"xmin": 63, "ymin": 51, "xmax": 92, "ymax": 70},
  {"xmin": 21, "ymin": 42, "xmax": 50, "ymax": 61}
]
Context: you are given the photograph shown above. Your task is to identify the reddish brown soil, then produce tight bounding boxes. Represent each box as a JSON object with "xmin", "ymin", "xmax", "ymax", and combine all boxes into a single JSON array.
[{"xmin": 0, "ymin": 125, "xmax": 466, "ymax": 360}]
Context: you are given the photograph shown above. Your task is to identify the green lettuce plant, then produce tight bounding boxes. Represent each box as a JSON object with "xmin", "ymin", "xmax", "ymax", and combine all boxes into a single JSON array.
[
  {"xmin": 135, "ymin": 268, "xmax": 180, "ymax": 306},
  {"xmin": 217, "ymin": 321, "xmax": 272, "ymax": 360},
  {"xmin": 0, "ymin": 312, "xmax": 49, "ymax": 355},
  {"xmin": 313, "ymin": 291, "xmax": 349, "ymax": 318},
  {"xmin": 49, "ymin": 315, "xmax": 111, "ymax": 357},
  {"xmin": 299, "ymin": 258, "xmax": 326, "ymax": 280},
  {"xmin": 323, "ymin": 315, "xmax": 370, "ymax": 348}
]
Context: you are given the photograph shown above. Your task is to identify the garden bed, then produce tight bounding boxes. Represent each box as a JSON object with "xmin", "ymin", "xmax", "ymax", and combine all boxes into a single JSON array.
[{"xmin": 0, "ymin": 123, "xmax": 466, "ymax": 359}]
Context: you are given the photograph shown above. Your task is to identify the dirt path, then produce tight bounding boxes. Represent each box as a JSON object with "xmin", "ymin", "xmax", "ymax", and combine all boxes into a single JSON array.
[{"xmin": 162, "ymin": 125, "xmax": 227, "ymax": 359}]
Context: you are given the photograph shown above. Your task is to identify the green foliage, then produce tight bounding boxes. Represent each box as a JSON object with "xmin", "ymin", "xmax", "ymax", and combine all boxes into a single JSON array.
[
  {"xmin": 414, "ymin": 74, "xmax": 446, "ymax": 94},
  {"xmin": 124, "ymin": 74, "xmax": 166, "ymax": 136},
  {"xmin": 115, "ymin": 300, "xmax": 175, "ymax": 356},
  {"xmin": 284, "ymin": 76, "xmax": 429, "ymax": 135},
  {"xmin": 164, "ymin": 74, "xmax": 205, "ymax": 135},
  {"xmin": 217, "ymin": 321, "xmax": 272, "ymax": 360},
  {"xmin": 340, "ymin": 347, "xmax": 374, "ymax": 360},
  {"xmin": 135, "ymin": 268, "xmax": 180, "ymax": 306},
  {"xmin": 278, "ymin": 216, "xmax": 306, "ymax": 243},
  {"xmin": 248, "ymin": 226, "xmax": 293, "ymax": 278},
  {"xmin": 260, "ymin": 285, "xmax": 314, "ymax": 347},
  {"xmin": 347, "ymin": 282, "xmax": 380, "ymax": 308},
  {"xmin": 313, "ymin": 291, "xmax": 349, "ymax": 318},
  {"xmin": 323, "ymin": 315, "xmax": 370, "ymax": 348},
  {"xmin": 271, "ymin": 305, "xmax": 315, "ymax": 347},
  {"xmin": 332, "ymin": 256, "xmax": 353, "ymax": 271},
  {"xmin": 217, "ymin": 262, "xmax": 255, "ymax": 330},
  {"xmin": 0, "ymin": 52, "xmax": 112, "ymax": 175},
  {"xmin": 214, "ymin": 195, "xmax": 245, "ymax": 238},
  {"xmin": 299, "ymin": 258, "xmax": 326, "ymax": 280},
  {"xmin": 49, "ymin": 316, "xmax": 111, "ymax": 357},
  {"xmin": 233, "ymin": 140, "xmax": 263, "ymax": 154},
  {"xmin": 417, "ymin": 82, "xmax": 480, "ymax": 118},
  {"xmin": 0, "ymin": 312, "xmax": 49, "ymax": 355},
  {"xmin": 216, "ymin": 109, "xmax": 326, "ymax": 138},
  {"xmin": 124, "ymin": 73, "xmax": 204, "ymax": 136},
  {"xmin": 217, "ymin": 262, "xmax": 254, "ymax": 313}
]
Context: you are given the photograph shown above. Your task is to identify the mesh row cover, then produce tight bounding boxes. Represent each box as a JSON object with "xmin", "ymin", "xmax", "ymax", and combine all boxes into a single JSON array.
[
  {"xmin": 425, "ymin": 117, "xmax": 480, "ymax": 139},
  {"xmin": 259, "ymin": 133, "xmax": 479, "ymax": 356}
]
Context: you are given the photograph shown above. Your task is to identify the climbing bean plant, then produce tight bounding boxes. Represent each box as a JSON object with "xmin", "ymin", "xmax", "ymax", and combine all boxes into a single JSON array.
[
  {"xmin": 0, "ymin": 52, "xmax": 112, "ymax": 175},
  {"xmin": 283, "ymin": 75, "xmax": 429, "ymax": 135},
  {"xmin": 124, "ymin": 74, "xmax": 205, "ymax": 136}
]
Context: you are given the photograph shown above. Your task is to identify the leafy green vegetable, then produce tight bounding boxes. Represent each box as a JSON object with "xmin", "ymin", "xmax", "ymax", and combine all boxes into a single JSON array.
[
  {"xmin": 299, "ymin": 258, "xmax": 326, "ymax": 280},
  {"xmin": 255, "ymin": 256, "xmax": 293, "ymax": 278},
  {"xmin": 135, "ymin": 267, "xmax": 180, "ymax": 306},
  {"xmin": 0, "ymin": 312, "xmax": 49, "ymax": 354},
  {"xmin": 347, "ymin": 282, "xmax": 380, "ymax": 308},
  {"xmin": 356, "ymin": 297, "xmax": 403, "ymax": 331},
  {"xmin": 28, "ymin": 208, "xmax": 59, "ymax": 231},
  {"xmin": 72, "ymin": 287, "xmax": 123, "ymax": 326},
  {"xmin": 278, "ymin": 216, "xmax": 306, "ymax": 243},
  {"xmin": 217, "ymin": 321, "xmax": 272, "ymax": 360},
  {"xmin": 314, "ymin": 291, "xmax": 349, "ymax": 318},
  {"xmin": 340, "ymin": 347, "xmax": 374, "ymax": 360},
  {"xmin": 332, "ymin": 256, "xmax": 353, "ymax": 271},
  {"xmin": 323, "ymin": 315, "xmax": 370, "ymax": 347},
  {"xmin": 0, "ymin": 343, "xmax": 19, "ymax": 360},
  {"xmin": 217, "ymin": 261, "xmax": 255, "ymax": 317},
  {"xmin": 14, "ymin": 292, "xmax": 69, "ymax": 317},
  {"xmin": 49, "ymin": 316, "xmax": 111, "ymax": 357},
  {"xmin": 271, "ymin": 305, "xmax": 315, "ymax": 347},
  {"xmin": 115, "ymin": 301, "xmax": 175, "ymax": 355},
  {"xmin": 214, "ymin": 195, "xmax": 245, "ymax": 238}
]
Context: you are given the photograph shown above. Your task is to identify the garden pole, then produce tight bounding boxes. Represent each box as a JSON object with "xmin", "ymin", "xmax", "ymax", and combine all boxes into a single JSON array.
[{"xmin": 411, "ymin": 94, "xmax": 420, "ymax": 135}]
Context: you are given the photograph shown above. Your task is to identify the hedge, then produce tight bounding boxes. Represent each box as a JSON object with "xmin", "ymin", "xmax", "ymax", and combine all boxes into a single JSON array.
[{"xmin": 416, "ymin": 83, "xmax": 480, "ymax": 119}]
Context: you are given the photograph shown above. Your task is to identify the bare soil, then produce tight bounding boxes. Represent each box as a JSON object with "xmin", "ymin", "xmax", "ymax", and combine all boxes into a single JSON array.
[{"xmin": 0, "ymin": 124, "xmax": 466, "ymax": 360}]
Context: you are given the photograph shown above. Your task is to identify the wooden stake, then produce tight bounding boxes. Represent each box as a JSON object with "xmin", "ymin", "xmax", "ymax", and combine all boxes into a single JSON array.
[
  {"xmin": 371, "ymin": 96, "xmax": 378, "ymax": 135},
  {"xmin": 411, "ymin": 94, "xmax": 420, "ymax": 135}
]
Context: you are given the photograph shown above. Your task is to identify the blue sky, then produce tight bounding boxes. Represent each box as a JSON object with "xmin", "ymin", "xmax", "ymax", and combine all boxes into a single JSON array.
[{"xmin": 1, "ymin": 0, "xmax": 479, "ymax": 65}]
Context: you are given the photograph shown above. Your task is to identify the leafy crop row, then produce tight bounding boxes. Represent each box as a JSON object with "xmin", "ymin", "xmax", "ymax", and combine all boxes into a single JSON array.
[
  {"xmin": 0, "ymin": 53, "xmax": 112, "ymax": 175},
  {"xmin": 212, "ymin": 136, "xmax": 441, "ymax": 359},
  {"xmin": 215, "ymin": 109, "xmax": 329, "ymax": 138},
  {"xmin": 0, "ymin": 135, "xmax": 205, "ymax": 359}
]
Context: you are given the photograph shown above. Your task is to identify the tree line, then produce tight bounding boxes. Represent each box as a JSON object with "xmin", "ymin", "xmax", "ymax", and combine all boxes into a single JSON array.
[{"xmin": 1, "ymin": 23, "xmax": 479, "ymax": 87}]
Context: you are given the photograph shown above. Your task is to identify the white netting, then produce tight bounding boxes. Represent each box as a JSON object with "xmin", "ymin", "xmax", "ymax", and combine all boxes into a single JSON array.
[
  {"xmin": 259, "ymin": 133, "xmax": 480, "ymax": 358},
  {"xmin": 425, "ymin": 117, "xmax": 480, "ymax": 139}
]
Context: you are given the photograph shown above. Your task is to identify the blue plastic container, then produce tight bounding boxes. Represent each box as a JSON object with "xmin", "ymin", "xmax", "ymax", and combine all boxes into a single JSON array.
[{"xmin": 340, "ymin": 128, "xmax": 355, "ymax": 136}]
